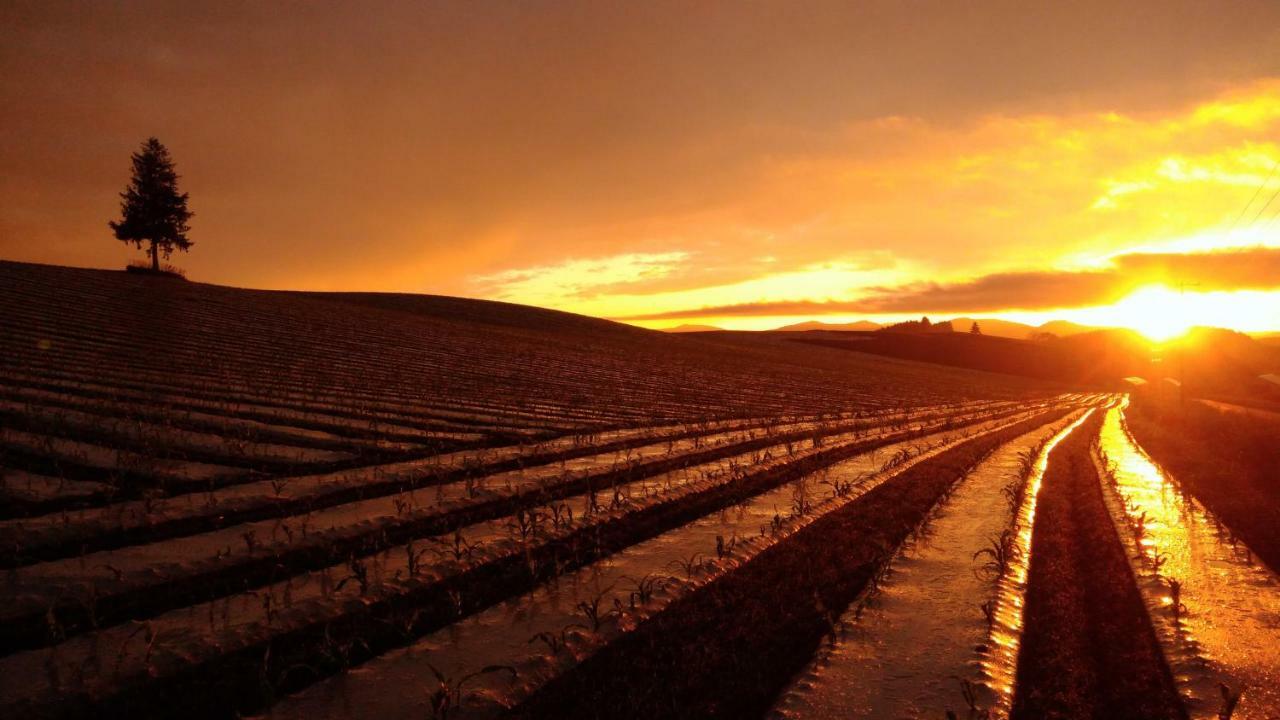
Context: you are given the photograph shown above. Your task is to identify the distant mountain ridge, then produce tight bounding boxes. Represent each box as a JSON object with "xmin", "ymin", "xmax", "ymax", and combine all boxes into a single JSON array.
[
  {"xmin": 768, "ymin": 317, "xmax": 1101, "ymax": 338},
  {"xmin": 663, "ymin": 323, "xmax": 723, "ymax": 333},
  {"xmin": 774, "ymin": 320, "xmax": 882, "ymax": 332}
]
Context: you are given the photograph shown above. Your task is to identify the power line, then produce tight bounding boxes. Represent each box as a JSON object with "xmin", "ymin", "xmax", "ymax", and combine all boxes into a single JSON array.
[
  {"xmin": 1245, "ymin": 176, "xmax": 1280, "ymax": 231},
  {"xmin": 1261, "ymin": 198, "xmax": 1280, "ymax": 231},
  {"xmin": 1230, "ymin": 154, "xmax": 1280, "ymax": 232}
]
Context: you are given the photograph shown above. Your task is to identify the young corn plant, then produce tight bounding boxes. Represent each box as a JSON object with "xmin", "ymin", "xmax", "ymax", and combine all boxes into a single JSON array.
[
  {"xmin": 402, "ymin": 538, "xmax": 433, "ymax": 580},
  {"xmin": 1218, "ymin": 682, "xmax": 1245, "ymax": 720},
  {"xmin": 973, "ymin": 530, "xmax": 1020, "ymax": 582},
  {"xmin": 668, "ymin": 552, "xmax": 706, "ymax": 580},
  {"xmin": 945, "ymin": 676, "xmax": 992, "ymax": 719},
  {"xmin": 790, "ymin": 480, "xmax": 813, "ymax": 518},
  {"xmin": 575, "ymin": 585, "xmax": 616, "ymax": 632},
  {"xmin": 979, "ymin": 599, "xmax": 997, "ymax": 627},
  {"xmin": 715, "ymin": 533, "xmax": 738, "ymax": 559},
  {"xmin": 1166, "ymin": 577, "xmax": 1188, "ymax": 623},
  {"xmin": 335, "ymin": 556, "xmax": 369, "ymax": 596},
  {"xmin": 529, "ymin": 627, "xmax": 582, "ymax": 655},
  {"xmin": 619, "ymin": 574, "xmax": 666, "ymax": 609}
]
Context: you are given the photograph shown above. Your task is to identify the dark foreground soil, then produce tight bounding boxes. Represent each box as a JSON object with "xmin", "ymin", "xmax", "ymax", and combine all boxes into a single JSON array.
[
  {"xmin": 1010, "ymin": 410, "xmax": 1185, "ymax": 720},
  {"xmin": 506, "ymin": 411, "xmax": 1067, "ymax": 720}
]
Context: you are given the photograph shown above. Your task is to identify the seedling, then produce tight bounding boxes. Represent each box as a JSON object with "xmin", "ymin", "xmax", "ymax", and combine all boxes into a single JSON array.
[
  {"xmin": 1166, "ymin": 577, "xmax": 1188, "ymax": 622},
  {"xmin": 575, "ymin": 585, "xmax": 616, "ymax": 632},
  {"xmin": 979, "ymin": 599, "xmax": 997, "ymax": 627},
  {"xmin": 668, "ymin": 553, "xmax": 705, "ymax": 579},
  {"xmin": 405, "ymin": 539, "xmax": 432, "ymax": 579},
  {"xmin": 529, "ymin": 627, "xmax": 581, "ymax": 655},
  {"xmin": 620, "ymin": 574, "xmax": 666, "ymax": 608},
  {"xmin": 1218, "ymin": 682, "xmax": 1245, "ymax": 720},
  {"xmin": 715, "ymin": 533, "xmax": 737, "ymax": 559},
  {"xmin": 973, "ymin": 530, "xmax": 1020, "ymax": 581},
  {"xmin": 335, "ymin": 556, "xmax": 369, "ymax": 595},
  {"xmin": 269, "ymin": 475, "xmax": 290, "ymax": 497},
  {"xmin": 1151, "ymin": 550, "xmax": 1170, "ymax": 573}
]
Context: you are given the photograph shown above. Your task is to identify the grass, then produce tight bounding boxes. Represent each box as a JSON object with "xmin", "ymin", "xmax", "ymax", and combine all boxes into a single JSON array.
[{"xmin": 1010, "ymin": 410, "xmax": 1185, "ymax": 720}]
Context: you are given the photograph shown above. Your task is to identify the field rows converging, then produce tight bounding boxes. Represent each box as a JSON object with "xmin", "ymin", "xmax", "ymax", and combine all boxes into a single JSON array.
[
  {"xmin": 0, "ymin": 402, "xmax": 1060, "ymax": 714},
  {"xmin": 1094, "ymin": 400, "xmax": 1280, "ymax": 719},
  {"xmin": 494, "ymin": 408, "xmax": 1087, "ymax": 720},
  {"xmin": 0, "ymin": 401, "xmax": 1017, "ymax": 567},
  {"xmin": 768, "ymin": 408, "xmax": 1092, "ymax": 719},
  {"xmin": 20, "ymin": 263, "xmax": 1238, "ymax": 720},
  {"xmin": 0, "ymin": 404, "xmax": 1010, "ymax": 650},
  {"xmin": 262, "ymin": 407, "xmax": 1076, "ymax": 720}
]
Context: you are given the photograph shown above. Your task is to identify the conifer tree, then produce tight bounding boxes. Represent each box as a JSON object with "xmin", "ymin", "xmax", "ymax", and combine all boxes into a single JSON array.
[{"xmin": 109, "ymin": 137, "xmax": 193, "ymax": 272}]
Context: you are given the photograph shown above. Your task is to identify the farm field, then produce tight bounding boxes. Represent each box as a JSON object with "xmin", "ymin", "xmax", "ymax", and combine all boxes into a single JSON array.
[{"xmin": 2, "ymin": 262, "xmax": 1279, "ymax": 719}]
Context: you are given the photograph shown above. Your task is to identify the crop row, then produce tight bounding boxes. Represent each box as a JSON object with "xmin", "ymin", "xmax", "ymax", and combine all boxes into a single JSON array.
[
  {"xmin": 0, "ymin": 401, "xmax": 1037, "ymax": 655},
  {"xmin": 0, "ymin": 404, "xmax": 1072, "ymax": 717}
]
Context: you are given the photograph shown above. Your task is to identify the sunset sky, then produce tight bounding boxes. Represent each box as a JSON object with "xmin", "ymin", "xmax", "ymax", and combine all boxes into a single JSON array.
[{"xmin": 3, "ymin": 2, "xmax": 1280, "ymax": 337}]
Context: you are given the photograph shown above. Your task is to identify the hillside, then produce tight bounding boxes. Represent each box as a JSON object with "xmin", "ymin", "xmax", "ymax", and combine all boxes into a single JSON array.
[
  {"xmin": 783, "ymin": 325, "xmax": 1280, "ymax": 399},
  {"xmin": 786, "ymin": 330, "xmax": 1147, "ymax": 386},
  {"xmin": 0, "ymin": 262, "xmax": 1055, "ymax": 439}
]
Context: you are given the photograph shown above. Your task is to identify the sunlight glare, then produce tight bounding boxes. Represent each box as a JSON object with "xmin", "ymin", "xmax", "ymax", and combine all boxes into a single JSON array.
[{"xmin": 1098, "ymin": 286, "xmax": 1194, "ymax": 341}]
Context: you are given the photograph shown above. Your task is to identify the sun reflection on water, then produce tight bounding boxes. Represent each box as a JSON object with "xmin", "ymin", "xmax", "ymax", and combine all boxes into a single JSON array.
[
  {"xmin": 978, "ymin": 409, "xmax": 1097, "ymax": 719},
  {"xmin": 1097, "ymin": 399, "xmax": 1280, "ymax": 719}
]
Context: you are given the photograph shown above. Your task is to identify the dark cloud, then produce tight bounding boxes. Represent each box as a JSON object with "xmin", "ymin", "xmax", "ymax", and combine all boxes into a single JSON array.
[{"xmin": 618, "ymin": 247, "xmax": 1280, "ymax": 320}]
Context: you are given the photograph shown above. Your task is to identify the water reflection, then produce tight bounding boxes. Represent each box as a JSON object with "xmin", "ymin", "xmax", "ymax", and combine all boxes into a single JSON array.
[
  {"xmin": 978, "ymin": 409, "xmax": 1095, "ymax": 720},
  {"xmin": 1097, "ymin": 399, "xmax": 1280, "ymax": 719},
  {"xmin": 769, "ymin": 409, "xmax": 1093, "ymax": 719}
]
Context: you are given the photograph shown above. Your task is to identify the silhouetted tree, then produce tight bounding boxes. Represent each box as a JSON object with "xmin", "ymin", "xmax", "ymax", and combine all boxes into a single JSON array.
[
  {"xmin": 970, "ymin": 321, "xmax": 982, "ymax": 335},
  {"xmin": 920, "ymin": 316, "xmax": 931, "ymax": 327},
  {"xmin": 109, "ymin": 137, "xmax": 193, "ymax": 272}
]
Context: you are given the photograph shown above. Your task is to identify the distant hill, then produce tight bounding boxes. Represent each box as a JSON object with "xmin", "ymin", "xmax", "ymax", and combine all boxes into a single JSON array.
[
  {"xmin": 1037, "ymin": 320, "xmax": 1097, "ymax": 337},
  {"xmin": 882, "ymin": 318, "xmax": 954, "ymax": 333},
  {"xmin": 790, "ymin": 329, "xmax": 1149, "ymax": 386},
  {"xmin": 774, "ymin": 320, "xmax": 881, "ymax": 332},
  {"xmin": 949, "ymin": 317, "xmax": 1099, "ymax": 339},
  {"xmin": 782, "ymin": 323, "xmax": 1280, "ymax": 398},
  {"xmin": 769, "ymin": 316, "xmax": 1100, "ymax": 339},
  {"xmin": 662, "ymin": 324, "xmax": 723, "ymax": 333},
  {"xmin": 949, "ymin": 317, "xmax": 1034, "ymax": 338}
]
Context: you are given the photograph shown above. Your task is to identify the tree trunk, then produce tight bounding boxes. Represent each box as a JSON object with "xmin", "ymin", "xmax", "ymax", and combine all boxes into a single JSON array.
[{"xmin": 150, "ymin": 240, "xmax": 159, "ymax": 271}]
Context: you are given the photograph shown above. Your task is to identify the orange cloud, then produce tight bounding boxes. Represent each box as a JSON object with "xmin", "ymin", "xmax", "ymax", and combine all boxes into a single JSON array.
[{"xmin": 617, "ymin": 247, "xmax": 1280, "ymax": 321}]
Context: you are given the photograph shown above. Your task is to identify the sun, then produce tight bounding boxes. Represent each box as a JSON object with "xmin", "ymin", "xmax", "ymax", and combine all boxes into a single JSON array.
[{"xmin": 1100, "ymin": 285, "xmax": 1194, "ymax": 342}]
